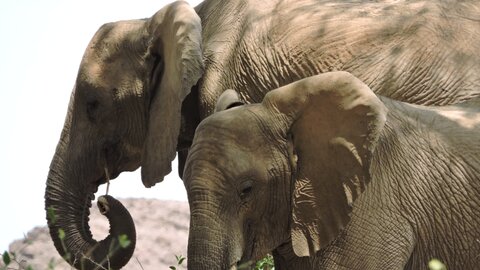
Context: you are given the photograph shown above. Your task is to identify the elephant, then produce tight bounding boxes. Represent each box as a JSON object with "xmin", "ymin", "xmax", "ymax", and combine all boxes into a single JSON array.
[
  {"xmin": 184, "ymin": 71, "xmax": 480, "ymax": 270},
  {"xmin": 44, "ymin": 0, "xmax": 480, "ymax": 268}
]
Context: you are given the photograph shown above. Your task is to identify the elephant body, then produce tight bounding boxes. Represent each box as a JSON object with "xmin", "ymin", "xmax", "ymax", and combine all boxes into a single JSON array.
[
  {"xmin": 185, "ymin": 0, "xmax": 480, "ymax": 174},
  {"xmin": 184, "ymin": 72, "xmax": 480, "ymax": 269},
  {"xmin": 277, "ymin": 98, "xmax": 480, "ymax": 269},
  {"xmin": 364, "ymin": 98, "xmax": 480, "ymax": 269},
  {"xmin": 45, "ymin": 0, "xmax": 480, "ymax": 268},
  {"xmin": 195, "ymin": 0, "xmax": 480, "ymax": 117}
]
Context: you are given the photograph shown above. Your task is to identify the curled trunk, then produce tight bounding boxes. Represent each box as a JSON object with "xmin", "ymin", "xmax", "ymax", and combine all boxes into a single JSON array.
[{"xmin": 45, "ymin": 161, "xmax": 136, "ymax": 270}]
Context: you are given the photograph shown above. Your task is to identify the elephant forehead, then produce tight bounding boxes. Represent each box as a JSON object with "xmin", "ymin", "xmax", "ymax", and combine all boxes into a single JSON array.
[
  {"xmin": 84, "ymin": 20, "xmax": 146, "ymax": 62},
  {"xmin": 79, "ymin": 60, "xmax": 145, "ymax": 92},
  {"xmin": 78, "ymin": 20, "xmax": 148, "ymax": 89},
  {"xmin": 188, "ymin": 143, "xmax": 264, "ymax": 177},
  {"xmin": 195, "ymin": 107, "xmax": 268, "ymax": 151},
  {"xmin": 188, "ymin": 109, "xmax": 274, "ymax": 177},
  {"xmin": 186, "ymin": 141, "xmax": 269, "ymax": 189}
]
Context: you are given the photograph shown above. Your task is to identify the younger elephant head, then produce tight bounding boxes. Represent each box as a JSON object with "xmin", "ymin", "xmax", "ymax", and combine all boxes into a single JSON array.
[
  {"xmin": 184, "ymin": 71, "xmax": 387, "ymax": 269},
  {"xmin": 45, "ymin": 1, "xmax": 203, "ymax": 268}
]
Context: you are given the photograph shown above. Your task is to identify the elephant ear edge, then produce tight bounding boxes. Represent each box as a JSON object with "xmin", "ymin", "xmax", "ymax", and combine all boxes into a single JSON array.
[
  {"xmin": 214, "ymin": 89, "xmax": 245, "ymax": 112},
  {"xmin": 262, "ymin": 71, "xmax": 387, "ymax": 257},
  {"xmin": 141, "ymin": 1, "xmax": 204, "ymax": 187}
]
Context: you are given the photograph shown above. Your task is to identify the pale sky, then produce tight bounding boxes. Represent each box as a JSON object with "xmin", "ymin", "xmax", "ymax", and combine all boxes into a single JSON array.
[{"xmin": 0, "ymin": 0, "xmax": 201, "ymax": 252}]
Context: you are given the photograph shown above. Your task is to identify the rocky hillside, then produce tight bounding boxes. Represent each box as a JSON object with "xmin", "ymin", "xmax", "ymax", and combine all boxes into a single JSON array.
[{"xmin": 5, "ymin": 199, "xmax": 190, "ymax": 270}]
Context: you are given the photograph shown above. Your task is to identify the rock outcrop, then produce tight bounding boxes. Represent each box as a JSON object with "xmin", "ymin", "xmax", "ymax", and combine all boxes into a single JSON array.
[{"xmin": 5, "ymin": 199, "xmax": 190, "ymax": 270}]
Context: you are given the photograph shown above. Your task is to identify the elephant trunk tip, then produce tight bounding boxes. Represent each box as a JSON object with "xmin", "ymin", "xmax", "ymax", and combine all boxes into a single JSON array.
[
  {"xmin": 97, "ymin": 195, "xmax": 111, "ymax": 215},
  {"xmin": 93, "ymin": 195, "xmax": 137, "ymax": 269}
]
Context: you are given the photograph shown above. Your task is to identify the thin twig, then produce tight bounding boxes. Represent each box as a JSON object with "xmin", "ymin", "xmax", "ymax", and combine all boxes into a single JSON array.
[
  {"xmin": 135, "ymin": 257, "xmax": 145, "ymax": 270},
  {"xmin": 104, "ymin": 167, "xmax": 110, "ymax": 196},
  {"xmin": 80, "ymin": 253, "xmax": 108, "ymax": 270}
]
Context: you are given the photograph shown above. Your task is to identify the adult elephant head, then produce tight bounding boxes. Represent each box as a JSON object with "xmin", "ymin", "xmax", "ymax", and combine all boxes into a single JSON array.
[{"xmin": 45, "ymin": 1, "xmax": 203, "ymax": 268}]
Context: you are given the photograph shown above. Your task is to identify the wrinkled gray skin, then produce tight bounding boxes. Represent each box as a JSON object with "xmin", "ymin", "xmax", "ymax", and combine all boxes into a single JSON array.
[
  {"xmin": 184, "ymin": 71, "xmax": 480, "ymax": 270},
  {"xmin": 45, "ymin": 0, "xmax": 480, "ymax": 268}
]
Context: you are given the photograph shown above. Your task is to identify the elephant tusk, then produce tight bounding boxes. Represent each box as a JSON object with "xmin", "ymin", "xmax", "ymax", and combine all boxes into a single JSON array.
[{"xmin": 104, "ymin": 166, "xmax": 110, "ymax": 196}]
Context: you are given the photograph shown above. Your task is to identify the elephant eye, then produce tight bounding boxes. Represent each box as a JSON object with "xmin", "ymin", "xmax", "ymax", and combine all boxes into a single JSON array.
[{"xmin": 239, "ymin": 180, "xmax": 253, "ymax": 200}]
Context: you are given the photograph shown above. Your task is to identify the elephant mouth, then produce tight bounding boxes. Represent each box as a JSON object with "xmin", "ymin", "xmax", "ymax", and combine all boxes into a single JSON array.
[
  {"xmin": 234, "ymin": 260, "xmax": 250, "ymax": 270},
  {"xmin": 232, "ymin": 260, "xmax": 250, "ymax": 270},
  {"xmin": 86, "ymin": 171, "xmax": 119, "ymax": 204},
  {"xmin": 92, "ymin": 165, "xmax": 121, "ymax": 188},
  {"xmin": 234, "ymin": 233, "xmax": 257, "ymax": 269},
  {"xmin": 242, "ymin": 222, "xmax": 257, "ymax": 262},
  {"xmin": 234, "ymin": 257, "xmax": 254, "ymax": 270},
  {"xmin": 103, "ymin": 138, "xmax": 140, "ymax": 179}
]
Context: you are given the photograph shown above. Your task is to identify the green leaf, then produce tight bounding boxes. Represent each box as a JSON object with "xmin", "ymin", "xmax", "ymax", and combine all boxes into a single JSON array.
[
  {"xmin": 2, "ymin": 251, "xmax": 11, "ymax": 266},
  {"xmin": 169, "ymin": 266, "xmax": 176, "ymax": 270},
  {"xmin": 48, "ymin": 258, "xmax": 56, "ymax": 270},
  {"xmin": 174, "ymin": 254, "xmax": 186, "ymax": 265},
  {"xmin": 26, "ymin": 265, "xmax": 34, "ymax": 270},
  {"xmin": 58, "ymin": 229, "xmax": 65, "ymax": 240},
  {"xmin": 254, "ymin": 254, "xmax": 275, "ymax": 270},
  {"xmin": 429, "ymin": 259, "xmax": 447, "ymax": 270},
  {"xmin": 47, "ymin": 207, "xmax": 57, "ymax": 224},
  {"xmin": 63, "ymin": 252, "xmax": 71, "ymax": 262},
  {"xmin": 118, "ymin": 234, "xmax": 131, "ymax": 249}
]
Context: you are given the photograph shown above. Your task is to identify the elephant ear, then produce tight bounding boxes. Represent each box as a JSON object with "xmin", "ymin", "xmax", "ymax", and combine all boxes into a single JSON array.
[
  {"xmin": 141, "ymin": 1, "xmax": 204, "ymax": 187},
  {"xmin": 214, "ymin": 89, "xmax": 244, "ymax": 112},
  {"xmin": 262, "ymin": 71, "xmax": 387, "ymax": 257}
]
